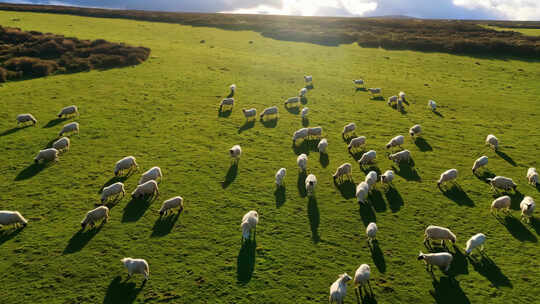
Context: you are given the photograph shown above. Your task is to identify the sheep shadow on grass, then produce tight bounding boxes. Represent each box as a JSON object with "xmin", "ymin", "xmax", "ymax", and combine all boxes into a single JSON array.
[
  {"xmin": 530, "ymin": 217, "xmax": 540, "ymax": 235},
  {"xmin": 385, "ymin": 186, "xmax": 404, "ymax": 212},
  {"xmin": 369, "ymin": 240, "xmax": 386, "ymax": 273},
  {"xmin": 260, "ymin": 118, "xmax": 277, "ymax": 128},
  {"xmin": 430, "ymin": 276, "xmax": 470, "ymax": 304},
  {"xmin": 122, "ymin": 197, "xmax": 154, "ymax": 223},
  {"xmin": 302, "ymin": 117, "xmax": 309, "ymax": 127},
  {"xmin": 370, "ymin": 189, "xmax": 386, "ymax": 212},
  {"xmin": 292, "ymin": 140, "xmax": 318, "ymax": 156},
  {"xmin": 14, "ymin": 163, "xmax": 48, "ymax": 181},
  {"xmin": 217, "ymin": 108, "xmax": 232, "ymax": 118},
  {"xmin": 414, "ymin": 137, "xmax": 433, "ymax": 152},
  {"xmin": 319, "ymin": 153, "xmax": 329, "ymax": 168},
  {"xmin": 238, "ymin": 120, "xmax": 255, "ymax": 134},
  {"xmin": 0, "ymin": 228, "xmax": 24, "ymax": 246},
  {"xmin": 43, "ymin": 117, "xmax": 68, "ymax": 128},
  {"xmin": 355, "ymin": 87, "xmax": 367, "ymax": 92},
  {"xmin": 370, "ymin": 96, "xmax": 385, "ymax": 101},
  {"xmin": 447, "ymin": 246, "xmax": 469, "ymax": 276},
  {"xmin": 305, "ymin": 84, "xmax": 314, "ymax": 90},
  {"xmin": 237, "ymin": 239, "xmax": 256, "ymax": 284},
  {"xmin": 336, "ymin": 180, "xmax": 356, "ymax": 199},
  {"xmin": 297, "ymin": 171, "xmax": 307, "ymax": 198},
  {"xmin": 221, "ymin": 163, "xmax": 238, "ymax": 189},
  {"xmin": 500, "ymin": 215, "xmax": 537, "ymax": 242},
  {"xmin": 103, "ymin": 276, "xmax": 144, "ymax": 304},
  {"xmin": 495, "ymin": 150, "xmax": 517, "ymax": 167},
  {"xmin": 473, "ymin": 169, "xmax": 495, "ymax": 183},
  {"xmin": 0, "ymin": 125, "xmax": 32, "ymax": 137},
  {"xmin": 151, "ymin": 211, "xmax": 181, "ymax": 237},
  {"xmin": 392, "ymin": 163, "xmax": 421, "ymax": 182},
  {"xmin": 307, "ymin": 196, "xmax": 320, "ymax": 243},
  {"xmin": 300, "ymin": 97, "xmax": 308, "ymax": 105},
  {"xmin": 439, "ymin": 185, "xmax": 474, "ymax": 207},
  {"xmin": 285, "ymin": 106, "xmax": 300, "ymax": 115},
  {"xmin": 433, "ymin": 110, "xmax": 444, "ymax": 118},
  {"xmin": 507, "ymin": 191, "xmax": 524, "ymax": 210},
  {"xmin": 274, "ymin": 186, "xmax": 286, "ymax": 208},
  {"xmin": 63, "ymin": 224, "xmax": 104, "ymax": 254},
  {"xmin": 361, "ymin": 165, "xmax": 381, "ymax": 175},
  {"xmin": 468, "ymin": 254, "xmax": 512, "ymax": 288},
  {"xmin": 358, "ymin": 203, "xmax": 376, "ymax": 227}
]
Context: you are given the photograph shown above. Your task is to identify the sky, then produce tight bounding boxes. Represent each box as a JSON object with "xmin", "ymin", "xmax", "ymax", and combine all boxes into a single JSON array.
[{"xmin": 5, "ymin": 0, "xmax": 540, "ymax": 20}]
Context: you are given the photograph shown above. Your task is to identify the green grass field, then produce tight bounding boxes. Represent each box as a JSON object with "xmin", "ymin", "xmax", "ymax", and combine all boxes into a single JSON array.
[
  {"xmin": 0, "ymin": 11, "xmax": 539, "ymax": 304},
  {"xmin": 482, "ymin": 25, "xmax": 540, "ymax": 36}
]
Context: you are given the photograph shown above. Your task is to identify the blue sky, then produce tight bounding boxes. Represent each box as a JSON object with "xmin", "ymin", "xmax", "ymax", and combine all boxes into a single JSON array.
[{"xmin": 5, "ymin": 0, "xmax": 540, "ymax": 20}]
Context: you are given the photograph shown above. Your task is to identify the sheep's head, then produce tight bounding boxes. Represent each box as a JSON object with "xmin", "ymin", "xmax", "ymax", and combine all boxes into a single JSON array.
[{"xmin": 339, "ymin": 273, "xmax": 352, "ymax": 283}]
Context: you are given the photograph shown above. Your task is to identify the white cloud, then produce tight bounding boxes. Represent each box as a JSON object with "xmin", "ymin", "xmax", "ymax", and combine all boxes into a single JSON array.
[
  {"xmin": 453, "ymin": 0, "xmax": 540, "ymax": 20},
  {"xmin": 222, "ymin": 0, "xmax": 378, "ymax": 16}
]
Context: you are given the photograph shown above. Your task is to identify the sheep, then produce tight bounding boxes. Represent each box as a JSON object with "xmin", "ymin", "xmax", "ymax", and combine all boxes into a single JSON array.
[
  {"xmin": 424, "ymin": 225, "xmax": 456, "ymax": 247},
  {"xmin": 329, "ymin": 273, "xmax": 352, "ymax": 304},
  {"xmin": 260, "ymin": 106, "xmax": 278, "ymax": 120},
  {"xmin": 308, "ymin": 126, "xmax": 323, "ymax": 139},
  {"xmin": 368, "ymin": 88, "xmax": 381, "ymax": 96},
  {"xmin": 487, "ymin": 176, "xmax": 517, "ymax": 192},
  {"xmin": 485, "ymin": 134, "xmax": 498, "ymax": 150},
  {"xmin": 16, "ymin": 113, "xmax": 37, "ymax": 126},
  {"xmin": 34, "ymin": 148, "xmax": 59, "ymax": 163},
  {"xmin": 527, "ymin": 167, "xmax": 538, "ymax": 185},
  {"xmin": 131, "ymin": 180, "xmax": 159, "ymax": 199},
  {"xmin": 299, "ymin": 87, "xmax": 308, "ymax": 97},
  {"xmin": 229, "ymin": 84, "xmax": 236, "ymax": 94},
  {"xmin": 284, "ymin": 97, "xmax": 300, "ymax": 108},
  {"xmin": 438, "ymin": 169, "xmax": 458, "ymax": 187},
  {"xmin": 409, "ymin": 124, "xmax": 422, "ymax": 138},
  {"xmin": 388, "ymin": 149, "xmax": 411, "ymax": 165},
  {"xmin": 354, "ymin": 264, "xmax": 373, "ymax": 299},
  {"xmin": 472, "ymin": 156, "xmax": 488, "ymax": 173},
  {"xmin": 275, "ymin": 168, "xmax": 286, "ymax": 186},
  {"xmin": 114, "ymin": 156, "xmax": 138, "ymax": 176},
  {"xmin": 464, "ymin": 233, "xmax": 486, "ymax": 255},
  {"xmin": 297, "ymin": 154, "xmax": 308, "ymax": 172},
  {"xmin": 58, "ymin": 105, "xmax": 78, "ymax": 118},
  {"xmin": 59, "ymin": 122, "xmax": 79, "ymax": 136},
  {"xmin": 353, "ymin": 79, "xmax": 365, "ymax": 87},
  {"xmin": 428, "ymin": 100, "xmax": 437, "ymax": 111},
  {"xmin": 386, "ymin": 135, "xmax": 404, "ymax": 149},
  {"xmin": 241, "ymin": 210, "xmax": 258, "ymax": 241},
  {"xmin": 491, "ymin": 196, "xmax": 511, "ymax": 215},
  {"xmin": 159, "ymin": 196, "xmax": 184, "ymax": 216},
  {"xmin": 304, "ymin": 75, "xmax": 313, "ymax": 83},
  {"xmin": 366, "ymin": 223, "xmax": 377, "ymax": 243},
  {"xmin": 365, "ymin": 171, "xmax": 378, "ymax": 191},
  {"xmin": 292, "ymin": 128, "xmax": 309, "ymax": 145},
  {"xmin": 387, "ymin": 95, "xmax": 398, "ymax": 106},
  {"xmin": 305, "ymin": 174, "xmax": 317, "ymax": 196},
  {"xmin": 52, "ymin": 137, "xmax": 70, "ymax": 152},
  {"xmin": 219, "ymin": 98, "xmax": 234, "ymax": 111},
  {"xmin": 342, "ymin": 123, "xmax": 356, "ymax": 138},
  {"xmin": 0, "ymin": 211, "xmax": 28, "ymax": 228},
  {"xmin": 399, "ymin": 91, "xmax": 407, "ymax": 103},
  {"xmin": 333, "ymin": 163, "xmax": 352, "ymax": 183},
  {"xmin": 318, "ymin": 138, "xmax": 328, "ymax": 154},
  {"xmin": 301, "ymin": 107, "xmax": 309, "ymax": 119},
  {"xmin": 242, "ymin": 108, "xmax": 257, "ymax": 120},
  {"xmin": 101, "ymin": 182, "xmax": 125, "ymax": 203},
  {"xmin": 418, "ymin": 251, "xmax": 453, "ymax": 272},
  {"xmin": 81, "ymin": 206, "xmax": 109, "ymax": 229},
  {"xmin": 356, "ymin": 182, "xmax": 370, "ymax": 204},
  {"xmin": 520, "ymin": 196, "xmax": 535, "ymax": 223},
  {"xmin": 348, "ymin": 136, "xmax": 366, "ymax": 152},
  {"xmin": 380, "ymin": 170, "xmax": 394, "ymax": 185},
  {"xmin": 138, "ymin": 166, "xmax": 163, "ymax": 185},
  {"xmin": 229, "ymin": 145, "xmax": 242, "ymax": 162},
  {"xmin": 121, "ymin": 258, "xmax": 149, "ymax": 281},
  {"xmin": 358, "ymin": 150, "xmax": 376, "ymax": 166}
]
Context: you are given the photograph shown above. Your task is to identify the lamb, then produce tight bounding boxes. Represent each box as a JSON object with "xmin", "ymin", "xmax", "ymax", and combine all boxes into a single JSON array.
[
  {"xmin": 121, "ymin": 258, "xmax": 149, "ymax": 281},
  {"xmin": 230, "ymin": 145, "xmax": 242, "ymax": 162},
  {"xmin": 58, "ymin": 105, "xmax": 79, "ymax": 118},
  {"xmin": 100, "ymin": 182, "xmax": 125, "ymax": 203},
  {"xmin": 354, "ymin": 264, "xmax": 373, "ymax": 299},
  {"xmin": 472, "ymin": 156, "xmax": 488, "ymax": 173},
  {"xmin": 365, "ymin": 171, "xmax": 378, "ymax": 190},
  {"xmin": 380, "ymin": 170, "xmax": 394, "ymax": 184},
  {"xmin": 388, "ymin": 150, "xmax": 411, "ymax": 165},
  {"xmin": 356, "ymin": 182, "xmax": 370, "ymax": 204},
  {"xmin": 366, "ymin": 223, "xmax": 377, "ymax": 243},
  {"xmin": 297, "ymin": 154, "xmax": 308, "ymax": 172},
  {"xmin": 81, "ymin": 206, "xmax": 109, "ymax": 229},
  {"xmin": 527, "ymin": 168, "xmax": 538, "ymax": 185},
  {"xmin": 305, "ymin": 174, "xmax": 317, "ymax": 196},
  {"xmin": 491, "ymin": 196, "xmax": 511, "ymax": 215},
  {"xmin": 464, "ymin": 233, "xmax": 486, "ymax": 255},
  {"xmin": 342, "ymin": 123, "xmax": 356, "ymax": 138},
  {"xmin": 292, "ymin": 128, "xmax": 309, "ymax": 145},
  {"xmin": 399, "ymin": 91, "xmax": 407, "ymax": 103},
  {"xmin": 219, "ymin": 98, "xmax": 234, "ymax": 111},
  {"xmin": 304, "ymin": 75, "xmax": 313, "ymax": 83},
  {"xmin": 114, "ymin": 156, "xmax": 138, "ymax": 176},
  {"xmin": 418, "ymin": 252, "xmax": 453, "ymax": 272},
  {"xmin": 59, "ymin": 122, "xmax": 79, "ymax": 136},
  {"xmin": 34, "ymin": 148, "xmax": 59, "ymax": 163},
  {"xmin": 387, "ymin": 95, "xmax": 398, "ymax": 106},
  {"xmin": 358, "ymin": 150, "xmax": 376, "ymax": 166},
  {"xmin": 487, "ymin": 176, "xmax": 517, "ymax": 192},
  {"xmin": 241, "ymin": 210, "xmax": 259, "ymax": 241},
  {"xmin": 284, "ymin": 97, "xmax": 300, "ymax": 108},
  {"xmin": 386, "ymin": 135, "xmax": 404, "ymax": 149},
  {"xmin": 368, "ymin": 88, "xmax": 381, "ymax": 96},
  {"xmin": 437, "ymin": 169, "xmax": 458, "ymax": 187},
  {"xmin": 131, "ymin": 180, "xmax": 159, "ymax": 199},
  {"xmin": 318, "ymin": 138, "xmax": 328, "ymax": 154},
  {"xmin": 275, "ymin": 168, "xmax": 287, "ymax": 186},
  {"xmin": 329, "ymin": 273, "xmax": 352, "ymax": 304},
  {"xmin": 428, "ymin": 100, "xmax": 437, "ymax": 111},
  {"xmin": 301, "ymin": 107, "xmax": 309, "ymax": 119},
  {"xmin": 307, "ymin": 126, "xmax": 323, "ymax": 139},
  {"xmin": 52, "ymin": 137, "xmax": 70, "ymax": 152},
  {"xmin": 520, "ymin": 196, "xmax": 535, "ymax": 223},
  {"xmin": 348, "ymin": 136, "xmax": 366, "ymax": 152},
  {"xmin": 299, "ymin": 87, "xmax": 308, "ymax": 97},
  {"xmin": 333, "ymin": 163, "xmax": 352, "ymax": 183},
  {"xmin": 16, "ymin": 113, "xmax": 37, "ymax": 126},
  {"xmin": 260, "ymin": 106, "xmax": 278, "ymax": 120},
  {"xmin": 409, "ymin": 124, "xmax": 422, "ymax": 137},
  {"xmin": 159, "ymin": 196, "xmax": 184, "ymax": 216},
  {"xmin": 485, "ymin": 134, "xmax": 498, "ymax": 150},
  {"xmin": 0, "ymin": 211, "xmax": 28, "ymax": 228},
  {"xmin": 138, "ymin": 166, "xmax": 163, "ymax": 185},
  {"xmin": 424, "ymin": 225, "xmax": 456, "ymax": 247},
  {"xmin": 242, "ymin": 108, "xmax": 257, "ymax": 120}
]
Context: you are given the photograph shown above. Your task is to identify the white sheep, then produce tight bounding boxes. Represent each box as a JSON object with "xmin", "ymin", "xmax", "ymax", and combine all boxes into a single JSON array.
[
  {"xmin": 230, "ymin": 145, "xmax": 242, "ymax": 162},
  {"xmin": 100, "ymin": 182, "xmax": 125, "ymax": 203},
  {"xmin": 342, "ymin": 123, "xmax": 356, "ymax": 138},
  {"xmin": 159, "ymin": 196, "xmax": 184, "ymax": 216},
  {"xmin": 52, "ymin": 137, "xmax": 70, "ymax": 152},
  {"xmin": 386, "ymin": 135, "xmax": 404, "ymax": 149},
  {"xmin": 242, "ymin": 108, "xmax": 257, "ymax": 120},
  {"xmin": 304, "ymin": 75, "xmax": 313, "ymax": 83},
  {"xmin": 16, "ymin": 113, "xmax": 37, "ymax": 126},
  {"xmin": 387, "ymin": 95, "xmax": 398, "ymax": 106},
  {"xmin": 81, "ymin": 206, "xmax": 109, "ymax": 229},
  {"xmin": 464, "ymin": 233, "xmax": 486, "ymax": 255},
  {"xmin": 472, "ymin": 156, "xmax": 488, "ymax": 173},
  {"xmin": 354, "ymin": 264, "xmax": 372, "ymax": 298},
  {"xmin": 527, "ymin": 168, "xmax": 538, "ymax": 185},
  {"xmin": 58, "ymin": 105, "xmax": 79, "ymax": 118},
  {"xmin": 121, "ymin": 258, "xmax": 149, "ymax": 281},
  {"xmin": 438, "ymin": 169, "xmax": 458, "ymax": 187},
  {"xmin": 219, "ymin": 98, "xmax": 234, "ymax": 111},
  {"xmin": 275, "ymin": 168, "xmax": 287, "ymax": 186},
  {"xmin": 333, "ymin": 163, "xmax": 352, "ymax": 183},
  {"xmin": 241, "ymin": 210, "xmax": 259, "ymax": 241},
  {"xmin": 485, "ymin": 134, "xmax": 498, "ymax": 150},
  {"xmin": 299, "ymin": 87, "xmax": 308, "ymax": 97},
  {"xmin": 353, "ymin": 79, "xmax": 365, "ymax": 87},
  {"xmin": 356, "ymin": 182, "xmax": 370, "ymax": 204},
  {"xmin": 230, "ymin": 84, "xmax": 236, "ymax": 94},
  {"xmin": 348, "ymin": 136, "xmax": 366, "ymax": 152},
  {"xmin": 297, "ymin": 154, "xmax": 308, "ymax": 171},
  {"xmin": 293, "ymin": 128, "xmax": 309, "ymax": 145},
  {"xmin": 308, "ymin": 126, "xmax": 323, "ymax": 139},
  {"xmin": 59, "ymin": 122, "xmax": 79, "ymax": 136},
  {"xmin": 380, "ymin": 170, "xmax": 394, "ymax": 185},
  {"xmin": 365, "ymin": 171, "xmax": 378, "ymax": 190},
  {"xmin": 284, "ymin": 97, "xmax": 300, "ymax": 108},
  {"xmin": 329, "ymin": 273, "xmax": 352, "ymax": 304},
  {"xmin": 418, "ymin": 252, "xmax": 453, "ymax": 272},
  {"xmin": 491, "ymin": 196, "xmax": 511, "ymax": 215},
  {"xmin": 428, "ymin": 100, "xmax": 437, "ymax": 111},
  {"xmin": 366, "ymin": 223, "xmax": 377, "ymax": 243},
  {"xmin": 260, "ymin": 106, "xmax": 278, "ymax": 120},
  {"xmin": 305, "ymin": 174, "xmax": 317, "ymax": 196},
  {"xmin": 368, "ymin": 88, "xmax": 381, "ymax": 96},
  {"xmin": 388, "ymin": 149, "xmax": 411, "ymax": 165},
  {"xmin": 520, "ymin": 196, "xmax": 535, "ymax": 223},
  {"xmin": 301, "ymin": 107, "xmax": 309, "ymax": 119},
  {"xmin": 358, "ymin": 150, "xmax": 376, "ymax": 166},
  {"xmin": 399, "ymin": 91, "xmax": 407, "ymax": 103},
  {"xmin": 409, "ymin": 124, "xmax": 422, "ymax": 138},
  {"xmin": 138, "ymin": 166, "xmax": 163, "ymax": 185},
  {"xmin": 131, "ymin": 180, "xmax": 159, "ymax": 199},
  {"xmin": 0, "ymin": 211, "xmax": 28, "ymax": 228},
  {"xmin": 34, "ymin": 148, "xmax": 59, "ymax": 163},
  {"xmin": 318, "ymin": 138, "xmax": 328, "ymax": 154},
  {"xmin": 114, "ymin": 156, "xmax": 138, "ymax": 176},
  {"xmin": 424, "ymin": 225, "xmax": 456, "ymax": 247},
  {"xmin": 487, "ymin": 176, "xmax": 517, "ymax": 192}
]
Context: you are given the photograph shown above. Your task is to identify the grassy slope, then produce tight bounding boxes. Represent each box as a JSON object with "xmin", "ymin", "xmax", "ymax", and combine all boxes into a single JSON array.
[
  {"xmin": 0, "ymin": 11, "xmax": 539, "ymax": 304},
  {"xmin": 483, "ymin": 25, "xmax": 540, "ymax": 36}
]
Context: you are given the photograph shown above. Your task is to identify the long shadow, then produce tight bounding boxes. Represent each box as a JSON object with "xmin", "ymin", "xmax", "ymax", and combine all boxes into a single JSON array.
[
  {"xmin": 536, "ymin": 183, "xmax": 540, "ymax": 192},
  {"xmin": 221, "ymin": 163, "xmax": 238, "ymax": 189},
  {"xmin": 297, "ymin": 171, "xmax": 307, "ymax": 198},
  {"xmin": 307, "ymin": 196, "xmax": 320, "ymax": 243},
  {"xmin": 274, "ymin": 186, "xmax": 286, "ymax": 208},
  {"xmin": 260, "ymin": 118, "xmax": 277, "ymax": 128},
  {"xmin": 300, "ymin": 97, "xmax": 308, "ymax": 104},
  {"xmin": 355, "ymin": 87, "xmax": 367, "ymax": 92},
  {"xmin": 305, "ymin": 84, "xmax": 314, "ymax": 90},
  {"xmin": 371, "ymin": 96, "xmax": 385, "ymax": 101},
  {"xmin": 433, "ymin": 110, "xmax": 444, "ymax": 118},
  {"xmin": 237, "ymin": 239, "xmax": 256, "ymax": 284},
  {"xmin": 501, "ymin": 216, "xmax": 537, "ymax": 242},
  {"xmin": 227, "ymin": 92, "xmax": 234, "ymax": 98},
  {"xmin": 392, "ymin": 164, "xmax": 421, "ymax": 182},
  {"xmin": 292, "ymin": 139, "xmax": 319, "ymax": 156},
  {"xmin": 414, "ymin": 137, "xmax": 433, "ymax": 152},
  {"xmin": 336, "ymin": 180, "xmax": 356, "ymax": 199},
  {"xmin": 99, "ymin": 175, "xmax": 130, "ymax": 193},
  {"xmin": 14, "ymin": 163, "xmax": 48, "ymax": 181},
  {"xmin": 0, "ymin": 228, "xmax": 23, "ymax": 246},
  {"xmin": 0, "ymin": 125, "xmax": 31, "ymax": 137},
  {"xmin": 302, "ymin": 117, "xmax": 309, "ymax": 127},
  {"xmin": 63, "ymin": 225, "xmax": 104, "ymax": 254},
  {"xmin": 370, "ymin": 189, "xmax": 386, "ymax": 212},
  {"xmin": 430, "ymin": 276, "xmax": 470, "ymax": 304},
  {"xmin": 151, "ymin": 211, "xmax": 181, "ymax": 237},
  {"xmin": 319, "ymin": 153, "xmax": 329, "ymax": 168},
  {"xmin": 285, "ymin": 106, "xmax": 300, "ymax": 115},
  {"xmin": 507, "ymin": 191, "xmax": 524, "ymax": 210},
  {"xmin": 103, "ymin": 276, "xmax": 144, "ymax": 304},
  {"xmin": 238, "ymin": 120, "xmax": 255, "ymax": 133},
  {"xmin": 469, "ymin": 255, "xmax": 512, "ymax": 288},
  {"xmin": 385, "ymin": 187, "xmax": 404, "ymax": 212},
  {"xmin": 218, "ymin": 108, "xmax": 232, "ymax": 118},
  {"xmin": 361, "ymin": 165, "xmax": 381, "ymax": 175},
  {"xmin": 495, "ymin": 150, "xmax": 517, "ymax": 167},
  {"xmin": 440, "ymin": 185, "xmax": 475, "ymax": 207},
  {"xmin": 448, "ymin": 246, "xmax": 469, "ymax": 276},
  {"xmin": 349, "ymin": 150, "xmax": 363, "ymax": 161},
  {"xmin": 122, "ymin": 197, "xmax": 153, "ymax": 223},
  {"xmin": 474, "ymin": 169, "xmax": 495, "ymax": 183},
  {"xmin": 369, "ymin": 240, "xmax": 386, "ymax": 273},
  {"xmin": 531, "ymin": 217, "xmax": 540, "ymax": 235},
  {"xmin": 43, "ymin": 117, "xmax": 68, "ymax": 128},
  {"xmin": 359, "ymin": 204, "xmax": 376, "ymax": 227}
]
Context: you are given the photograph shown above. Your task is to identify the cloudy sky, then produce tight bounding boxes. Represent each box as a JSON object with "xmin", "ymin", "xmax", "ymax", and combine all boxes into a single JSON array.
[{"xmin": 6, "ymin": 0, "xmax": 540, "ymax": 20}]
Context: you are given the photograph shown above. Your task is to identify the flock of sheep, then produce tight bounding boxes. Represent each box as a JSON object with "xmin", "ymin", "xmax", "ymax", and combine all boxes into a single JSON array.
[{"xmin": 3, "ymin": 74, "xmax": 538, "ymax": 302}]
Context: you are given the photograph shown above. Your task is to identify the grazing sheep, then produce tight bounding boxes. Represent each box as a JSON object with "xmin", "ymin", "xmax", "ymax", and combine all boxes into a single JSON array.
[
  {"xmin": 409, "ymin": 124, "xmax": 422, "ymax": 137},
  {"xmin": 399, "ymin": 91, "xmax": 407, "ymax": 103},
  {"xmin": 438, "ymin": 169, "xmax": 458, "ymax": 187},
  {"xmin": 424, "ymin": 225, "xmax": 456, "ymax": 247},
  {"xmin": 472, "ymin": 156, "xmax": 489, "ymax": 173},
  {"xmin": 465, "ymin": 233, "xmax": 486, "ymax": 255},
  {"xmin": 16, "ymin": 113, "xmax": 37, "ymax": 126},
  {"xmin": 34, "ymin": 148, "xmax": 59, "ymax": 163},
  {"xmin": 353, "ymin": 79, "xmax": 365, "ymax": 87},
  {"xmin": 219, "ymin": 98, "xmax": 234, "ymax": 111},
  {"xmin": 366, "ymin": 223, "xmax": 377, "ymax": 243},
  {"xmin": 368, "ymin": 88, "xmax": 381, "ymax": 96},
  {"xmin": 275, "ymin": 168, "xmax": 287, "ymax": 186},
  {"xmin": 527, "ymin": 168, "xmax": 538, "ymax": 185},
  {"xmin": 52, "ymin": 137, "xmax": 70, "ymax": 152},
  {"xmin": 418, "ymin": 251, "xmax": 453, "ymax": 272},
  {"xmin": 299, "ymin": 87, "xmax": 308, "ymax": 97},
  {"xmin": 159, "ymin": 196, "xmax": 184, "ymax": 216},
  {"xmin": 81, "ymin": 206, "xmax": 109, "ymax": 229},
  {"xmin": 386, "ymin": 135, "xmax": 404, "ymax": 149},
  {"xmin": 0, "ymin": 211, "xmax": 28, "ymax": 228},
  {"xmin": 358, "ymin": 150, "xmax": 377, "ymax": 166},
  {"xmin": 356, "ymin": 182, "xmax": 370, "ymax": 204},
  {"xmin": 487, "ymin": 176, "xmax": 517, "ymax": 192},
  {"xmin": 301, "ymin": 107, "xmax": 309, "ymax": 119},
  {"xmin": 354, "ymin": 264, "xmax": 372, "ymax": 299},
  {"xmin": 114, "ymin": 156, "xmax": 138, "ymax": 176},
  {"xmin": 121, "ymin": 258, "xmax": 149, "ymax": 281},
  {"xmin": 329, "ymin": 273, "xmax": 352, "ymax": 304},
  {"xmin": 387, "ymin": 95, "xmax": 398, "ymax": 106},
  {"xmin": 491, "ymin": 196, "xmax": 511, "ymax": 215},
  {"xmin": 131, "ymin": 180, "xmax": 159, "ymax": 199},
  {"xmin": 304, "ymin": 75, "xmax": 313, "ymax": 83},
  {"xmin": 59, "ymin": 122, "xmax": 79, "ymax": 136},
  {"xmin": 305, "ymin": 174, "xmax": 317, "ymax": 196},
  {"xmin": 318, "ymin": 138, "xmax": 328, "ymax": 154},
  {"xmin": 520, "ymin": 196, "xmax": 535, "ymax": 223},
  {"xmin": 292, "ymin": 128, "xmax": 309, "ymax": 145},
  {"xmin": 138, "ymin": 166, "xmax": 163, "ymax": 185},
  {"xmin": 348, "ymin": 136, "xmax": 366, "ymax": 152},
  {"xmin": 284, "ymin": 97, "xmax": 300, "ymax": 108},
  {"xmin": 380, "ymin": 170, "xmax": 394, "ymax": 185},
  {"xmin": 485, "ymin": 134, "xmax": 498, "ymax": 150},
  {"xmin": 230, "ymin": 145, "xmax": 242, "ymax": 162},
  {"xmin": 58, "ymin": 105, "xmax": 79, "ymax": 118},
  {"xmin": 101, "ymin": 182, "xmax": 125, "ymax": 203},
  {"xmin": 242, "ymin": 108, "xmax": 257, "ymax": 120},
  {"xmin": 297, "ymin": 154, "xmax": 308, "ymax": 171},
  {"xmin": 342, "ymin": 123, "xmax": 356, "ymax": 138},
  {"xmin": 308, "ymin": 126, "xmax": 323, "ymax": 139},
  {"xmin": 333, "ymin": 163, "xmax": 352, "ymax": 183},
  {"xmin": 428, "ymin": 100, "xmax": 437, "ymax": 111},
  {"xmin": 260, "ymin": 106, "xmax": 278, "ymax": 120},
  {"xmin": 365, "ymin": 171, "xmax": 378, "ymax": 190},
  {"xmin": 388, "ymin": 149, "xmax": 411, "ymax": 165},
  {"xmin": 241, "ymin": 210, "xmax": 259, "ymax": 241}
]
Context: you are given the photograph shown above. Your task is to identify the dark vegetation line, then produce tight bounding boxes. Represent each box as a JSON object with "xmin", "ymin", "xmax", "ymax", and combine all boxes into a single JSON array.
[
  {"xmin": 482, "ymin": 20, "xmax": 540, "ymax": 29},
  {"xmin": 0, "ymin": 3, "xmax": 539, "ymax": 59}
]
